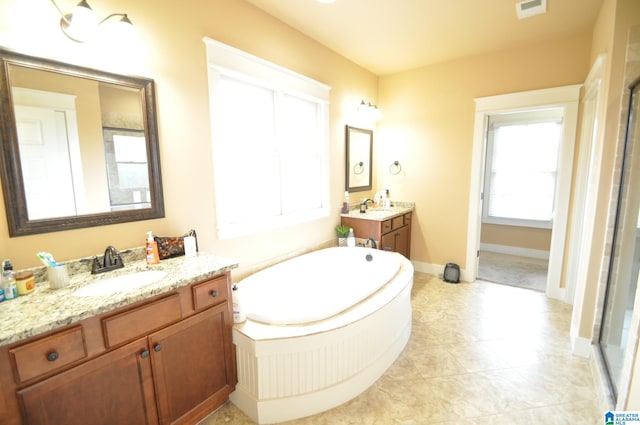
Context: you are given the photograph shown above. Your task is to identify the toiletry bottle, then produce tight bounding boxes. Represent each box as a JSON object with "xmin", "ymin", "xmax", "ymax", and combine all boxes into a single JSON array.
[
  {"xmin": 2, "ymin": 259, "xmax": 18, "ymax": 300},
  {"xmin": 384, "ymin": 189, "xmax": 391, "ymax": 208},
  {"xmin": 347, "ymin": 228, "xmax": 356, "ymax": 247},
  {"xmin": 145, "ymin": 231, "xmax": 160, "ymax": 265},
  {"xmin": 342, "ymin": 191, "xmax": 350, "ymax": 214},
  {"xmin": 232, "ymin": 284, "xmax": 247, "ymax": 323}
]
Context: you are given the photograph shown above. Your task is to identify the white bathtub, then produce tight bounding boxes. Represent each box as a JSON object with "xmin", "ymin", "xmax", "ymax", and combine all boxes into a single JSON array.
[{"xmin": 230, "ymin": 247, "xmax": 414, "ymax": 424}]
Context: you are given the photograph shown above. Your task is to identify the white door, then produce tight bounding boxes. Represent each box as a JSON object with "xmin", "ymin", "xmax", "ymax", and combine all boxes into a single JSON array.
[{"xmin": 15, "ymin": 105, "xmax": 78, "ymax": 219}]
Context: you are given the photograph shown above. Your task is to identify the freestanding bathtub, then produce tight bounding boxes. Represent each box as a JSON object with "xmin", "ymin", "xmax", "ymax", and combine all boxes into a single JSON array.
[{"xmin": 230, "ymin": 246, "xmax": 414, "ymax": 424}]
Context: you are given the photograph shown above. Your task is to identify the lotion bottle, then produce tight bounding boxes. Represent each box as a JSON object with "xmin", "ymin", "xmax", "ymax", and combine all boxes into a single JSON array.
[
  {"xmin": 145, "ymin": 231, "xmax": 160, "ymax": 265},
  {"xmin": 232, "ymin": 284, "xmax": 247, "ymax": 323},
  {"xmin": 341, "ymin": 191, "xmax": 350, "ymax": 214},
  {"xmin": 347, "ymin": 228, "xmax": 356, "ymax": 247}
]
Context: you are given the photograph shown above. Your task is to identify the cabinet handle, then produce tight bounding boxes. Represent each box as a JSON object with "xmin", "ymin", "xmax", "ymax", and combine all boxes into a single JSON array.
[
  {"xmin": 210, "ymin": 290, "xmax": 218, "ymax": 298},
  {"xmin": 153, "ymin": 343, "xmax": 163, "ymax": 352},
  {"xmin": 140, "ymin": 349, "xmax": 150, "ymax": 358},
  {"xmin": 46, "ymin": 351, "xmax": 59, "ymax": 362}
]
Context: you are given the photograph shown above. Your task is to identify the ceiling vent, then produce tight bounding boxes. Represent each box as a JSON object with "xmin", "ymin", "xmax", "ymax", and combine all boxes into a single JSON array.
[{"xmin": 516, "ymin": 0, "xmax": 547, "ymax": 19}]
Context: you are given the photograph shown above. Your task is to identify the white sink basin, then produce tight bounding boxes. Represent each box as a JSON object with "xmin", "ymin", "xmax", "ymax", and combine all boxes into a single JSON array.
[{"xmin": 73, "ymin": 270, "xmax": 167, "ymax": 297}]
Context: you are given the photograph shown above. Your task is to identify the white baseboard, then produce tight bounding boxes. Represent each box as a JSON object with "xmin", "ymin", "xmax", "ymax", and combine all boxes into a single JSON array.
[
  {"xmin": 412, "ymin": 260, "xmax": 441, "ymax": 276},
  {"xmin": 571, "ymin": 335, "xmax": 593, "ymax": 358},
  {"xmin": 412, "ymin": 260, "xmax": 473, "ymax": 283},
  {"xmin": 480, "ymin": 243, "xmax": 550, "ymax": 260}
]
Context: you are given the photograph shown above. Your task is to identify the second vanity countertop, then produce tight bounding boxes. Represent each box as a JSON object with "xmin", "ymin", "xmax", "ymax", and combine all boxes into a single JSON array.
[
  {"xmin": 0, "ymin": 252, "xmax": 238, "ymax": 347},
  {"xmin": 340, "ymin": 201, "xmax": 414, "ymax": 222}
]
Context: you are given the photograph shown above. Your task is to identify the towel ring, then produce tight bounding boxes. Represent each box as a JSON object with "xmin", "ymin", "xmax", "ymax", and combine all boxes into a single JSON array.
[
  {"xmin": 353, "ymin": 161, "xmax": 364, "ymax": 175},
  {"xmin": 389, "ymin": 161, "xmax": 402, "ymax": 175}
]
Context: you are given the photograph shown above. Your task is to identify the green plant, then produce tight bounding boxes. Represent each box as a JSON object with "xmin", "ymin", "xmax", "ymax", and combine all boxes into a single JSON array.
[{"xmin": 335, "ymin": 224, "xmax": 351, "ymax": 237}]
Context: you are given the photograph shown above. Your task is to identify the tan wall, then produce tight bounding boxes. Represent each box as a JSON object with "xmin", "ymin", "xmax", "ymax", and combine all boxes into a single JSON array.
[
  {"xmin": 378, "ymin": 32, "xmax": 593, "ymax": 268},
  {"xmin": 481, "ymin": 224, "xmax": 551, "ymax": 252},
  {"xmin": 0, "ymin": 0, "xmax": 377, "ymax": 273}
]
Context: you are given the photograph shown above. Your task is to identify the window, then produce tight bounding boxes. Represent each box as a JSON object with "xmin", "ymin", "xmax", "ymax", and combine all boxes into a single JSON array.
[
  {"xmin": 483, "ymin": 108, "xmax": 563, "ymax": 228},
  {"xmin": 104, "ymin": 128, "xmax": 150, "ymax": 211},
  {"xmin": 204, "ymin": 38, "xmax": 330, "ymax": 239}
]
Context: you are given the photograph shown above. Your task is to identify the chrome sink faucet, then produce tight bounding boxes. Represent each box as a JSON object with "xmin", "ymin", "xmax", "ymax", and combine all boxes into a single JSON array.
[{"xmin": 91, "ymin": 246, "xmax": 125, "ymax": 274}]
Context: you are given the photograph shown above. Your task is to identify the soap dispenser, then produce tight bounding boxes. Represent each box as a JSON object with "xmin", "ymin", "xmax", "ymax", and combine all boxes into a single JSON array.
[{"xmin": 145, "ymin": 231, "xmax": 160, "ymax": 265}]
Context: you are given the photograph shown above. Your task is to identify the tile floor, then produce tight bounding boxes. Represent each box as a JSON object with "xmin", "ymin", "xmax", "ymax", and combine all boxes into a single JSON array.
[{"xmin": 199, "ymin": 272, "xmax": 602, "ymax": 424}]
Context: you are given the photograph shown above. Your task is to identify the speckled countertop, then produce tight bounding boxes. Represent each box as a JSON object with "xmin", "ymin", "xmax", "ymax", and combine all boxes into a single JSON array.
[
  {"xmin": 0, "ymin": 252, "xmax": 238, "ymax": 347},
  {"xmin": 340, "ymin": 201, "xmax": 414, "ymax": 221}
]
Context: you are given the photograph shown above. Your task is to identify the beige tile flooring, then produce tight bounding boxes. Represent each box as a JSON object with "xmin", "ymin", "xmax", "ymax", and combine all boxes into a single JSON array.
[{"xmin": 200, "ymin": 272, "xmax": 602, "ymax": 424}]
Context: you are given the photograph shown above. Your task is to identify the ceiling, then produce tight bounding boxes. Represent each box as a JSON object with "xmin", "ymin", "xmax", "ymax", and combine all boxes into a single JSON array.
[{"xmin": 245, "ymin": 0, "xmax": 604, "ymax": 75}]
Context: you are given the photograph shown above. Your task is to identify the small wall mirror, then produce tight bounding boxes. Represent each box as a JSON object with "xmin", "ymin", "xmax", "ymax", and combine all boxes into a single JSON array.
[
  {"xmin": 0, "ymin": 48, "xmax": 164, "ymax": 236},
  {"xmin": 345, "ymin": 125, "xmax": 373, "ymax": 192}
]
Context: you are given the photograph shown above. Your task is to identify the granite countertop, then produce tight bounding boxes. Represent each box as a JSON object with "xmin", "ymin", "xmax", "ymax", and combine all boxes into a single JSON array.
[
  {"xmin": 0, "ymin": 252, "xmax": 238, "ymax": 347},
  {"xmin": 340, "ymin": 201, "xmax": 414, "ymax": 222}
]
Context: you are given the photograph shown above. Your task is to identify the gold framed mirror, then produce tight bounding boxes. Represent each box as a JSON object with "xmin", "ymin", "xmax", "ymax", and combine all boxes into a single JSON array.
[{"xmin": 0, "ymin": 48, "xmax": 164, "ymax": 236}]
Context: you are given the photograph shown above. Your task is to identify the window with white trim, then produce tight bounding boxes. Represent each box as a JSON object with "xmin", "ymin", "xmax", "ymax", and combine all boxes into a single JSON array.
[
  {"xmin": 204, "ymin": 38, "xmax": 331, "ymax": 239},
  {"xmin": 483, "ymin": 108, "xmax": 563, "ymax": 228}
]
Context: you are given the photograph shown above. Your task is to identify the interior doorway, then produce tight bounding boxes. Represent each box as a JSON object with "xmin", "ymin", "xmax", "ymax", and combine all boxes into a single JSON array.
[
  {"xmin": 465, "ymin": 85, "xmax": 581, "ymax": 301},
  {"xmin": 475, "ymin": 108, "xmax": 560, "ymax": 291}
]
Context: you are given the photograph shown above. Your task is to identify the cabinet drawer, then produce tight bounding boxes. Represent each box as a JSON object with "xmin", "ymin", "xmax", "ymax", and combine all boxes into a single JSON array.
[
  {"xmin": 102, "ymin": 294, "xmax": 182, "ymax": 348},
  {"xmin": 391, "ymin": 216, "xmax": 404, "ymax": 230},
  {"xmin": 192, "ymin": 275, "xmax": 229, "ymax": 310},
  {"xmin": 382, "ymin": 220, "xmax": 392, "ymax": 233},
  {"xmin": 404, "ymin": 213, "xmax": 412, "ymax": 225},
  {"xmin": 10, "ymin": 326, "xmax": 87, "ymax": 383}
]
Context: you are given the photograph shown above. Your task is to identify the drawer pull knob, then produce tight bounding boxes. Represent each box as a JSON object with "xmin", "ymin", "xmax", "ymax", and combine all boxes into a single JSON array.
[
  {"xmin": 140, "ymin": 350, "xmax": 150, "ymax": 358},
  {"xmin": 153, "ymin": 343, "xmax": 163, "ymax": 352},
  {"xmin": 46, "ymin": 351, "xmax": 59, "ymax": 362},
  {"xmin": 210, "ymin": 290, "xmax": 218, "ymax": 297}
]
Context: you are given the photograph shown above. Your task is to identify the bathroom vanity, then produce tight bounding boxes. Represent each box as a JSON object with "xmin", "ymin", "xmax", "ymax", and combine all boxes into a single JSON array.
[
  {"xmin": 340, "ymin": 202, "xmax": 414, "ymax": 258},
  {"xmin": 0, "ymin": 253, "xmax": 238, "ymax": 425}
]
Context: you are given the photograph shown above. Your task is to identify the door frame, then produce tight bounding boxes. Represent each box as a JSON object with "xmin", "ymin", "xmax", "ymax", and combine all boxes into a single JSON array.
[{"xmin": 465, "ymin": 84, "xmax": 582, "ymax": 301}]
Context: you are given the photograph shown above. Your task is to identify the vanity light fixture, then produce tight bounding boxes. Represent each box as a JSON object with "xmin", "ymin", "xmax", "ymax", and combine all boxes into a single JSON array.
[
  {"xmin": 358, "ymin": 100, "xmax": 382, "ymax": 122},
  {"xmin": 50, "ymin": 0, "xmax": 133, "ymax": 43}
]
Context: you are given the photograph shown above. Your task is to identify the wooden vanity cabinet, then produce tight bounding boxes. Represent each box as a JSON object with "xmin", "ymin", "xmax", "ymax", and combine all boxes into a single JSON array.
[
  {"xmin": 1, "ymin": 272, "xmax": 236, "ymax": 425},
  {"xmin": 151, "ymin": 301, "xmax": 234, "ymax": 425},
  {"xmin": 341, "ymin": 212, "xmax": 412, "ymax": 258},
  {"xmin": 17, "ymin": 336, "xmax": 159, "ymax": 425}
]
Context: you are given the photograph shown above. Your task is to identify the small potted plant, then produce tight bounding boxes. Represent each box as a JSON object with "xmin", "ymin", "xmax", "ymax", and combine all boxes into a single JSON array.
[{"xmin": 335, "ymin": 224, "xmax": 351, "ymax": 247}]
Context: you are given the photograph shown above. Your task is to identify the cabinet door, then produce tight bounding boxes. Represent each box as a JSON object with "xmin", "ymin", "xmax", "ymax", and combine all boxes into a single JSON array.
[
  {"xmin": 381, "ymin": 231, "xmax": 396, "ymax": 252},
  {"xmin": 395, "ymin": 225, "xmax": 410, "ymax": 258},
  {"xmin": 380, "ymin": 226, "xmax": 410, "ymax": 258},
  {"xmin": 150, "ymin": 303, "xmax": 235, "ymax": 425},
  {"xmin": 18, "ymin": 337, "xmax": 158, "ymax": 425}
]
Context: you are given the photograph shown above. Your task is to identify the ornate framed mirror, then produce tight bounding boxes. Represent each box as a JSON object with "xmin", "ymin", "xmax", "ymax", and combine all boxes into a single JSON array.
[{"xmin": 0, "ymin": 48, "xmax": 164, "ymax": 236}]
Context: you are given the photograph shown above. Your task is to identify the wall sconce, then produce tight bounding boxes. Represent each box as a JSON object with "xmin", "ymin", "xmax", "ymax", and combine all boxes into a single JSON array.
[
  {"xmin": 389, "ymin": 161, "xmax": 402, "ymax": 175},
  {"xmin": 358, "ymin": 100, "xmax": 382, "ymax": 122},
  {"xmin": 50, "ymin": 0, "xmax": 133, "ymax": 43}
]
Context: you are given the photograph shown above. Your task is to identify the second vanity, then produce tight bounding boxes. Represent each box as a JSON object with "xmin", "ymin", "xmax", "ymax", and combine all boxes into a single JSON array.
[
  {"xmin": 341, "ymin": 201, "xmax": 414, "ymax": 258},
  {"xmin": 0, "ymin": 252, "xmax": 238, "ymax": 425}
]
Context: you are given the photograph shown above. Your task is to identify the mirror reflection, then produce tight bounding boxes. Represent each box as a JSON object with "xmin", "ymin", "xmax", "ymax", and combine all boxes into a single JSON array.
[
  {"xmin": 0, "ymin": 48, "xmax": 164, "ymax": 236},
  {"xmin": 345, "ymin": 125, "xmax": 372, "ymax": 192}
]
